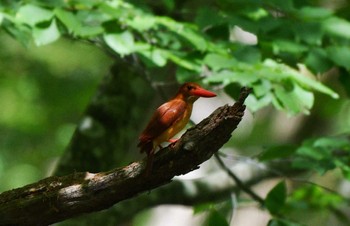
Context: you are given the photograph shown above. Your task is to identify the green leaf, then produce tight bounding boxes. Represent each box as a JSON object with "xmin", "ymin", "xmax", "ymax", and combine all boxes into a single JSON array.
[
  {"xmin": 16, "ymin": 4, "xmax": 53, "ymax": 26},
  {"xmin": 138, "ymin": 48, "xmax": 167, "ymax": 67},
  {"xmin": 291, "ymin": 136, "xmax": 350, "ymax": 175},
  {"xmin": 193, "ymin": 203, "xmax": 214, "ymax": 214},
  {"xmin": 166, "ymin": 52, "xmax": 202, "ymax": 71},
  {"xmin": 272, "ymin": 39, "xmax": 308, "ymax": 55},
  {"xmin": 0, "ymin": 12, "xmax": 4, "ymax": 25},
  {"xmin": 297, "ymin": 7, "xmax": 333, "ymax": 20},
  {"xmin": 245, "ymin": 93, "xmax": 272, "ymax": 112},
  {"xmin": 205, "ymin": 70, "xmax": 259, "ymax": 86},
  {"xmin": 33, "ymin": 19, "xmax": 60, "ymax": 46},
  {"xmin": 314, "ymin": 136, "xmax": 350, "ymax": 149},
  {"xmin": 293, "ymin": 22, "xmax": 323, "ymax": 45},
  {"xmin": 268, "ymin": 218, "xmax": 306, "ymax": 226},
  {"xmin": 296, "ymin": 146, "xmax": 325, "ymax": 160},
  {"xmin": 273, "ymin": 83, "xmax": 314, "ymax": 115},
  {"xmin": 103, "ymin": 31, "xmax": 135, "ymax": 56},
  {"xmin": 305, "ymin": 48, "xmax": 333, "ymax": 73},
  {"xmin": 292, "ymin": 83, "xmax": 314, "ymax": 113},
  {"xmin": 263, "ymin": 59, "xmax": 339, "ymax": 99},
  {"xmin": 265, "ymin": 181, "xmax": 287, "ymax": 215},
  {"xmin": 323, "ymin": 17, "xmax": 350, "ymax": 39},
  {"xmin": 259, "ymin": 145, "xmax": 296, "ymax": 161},
  {"xmin": 205, "ymin": 210, "xmax": 229, "ymax": 226},
  {"xmin": 327, "ymin": 46, "xmax": 350, "ymax": 70},
  {"xmin": 126, "ymin": 15, "xmax": 156, "ymax": 31},
  {"xmin": 55, "ymin": 8, "xmax": 82, "ymax": 35},
  {"xmin": 157, "ymin": 17, "xmax": 207, "ymax": 51},
  {"xmin": 195, "ymin": 7, "xmax": 224, "ymax": 29},
  {"xmin": 203, "ymin": 53, "xmax": 237, "ymax": 71},
  {"xmin": 339, "ymin": 70, "xmax": 350, "ymax": 97},
  {"xmin": 180, "ymin": 28, "xmax": 207, "ymax": 51},
  {"xmin": 289, "ymin": 185, "xmax": 344, "ymax": 209},
  {"xmin": 233, "ymin": 45, "xmax": 261, "ymax": 64},
  {"xmin": 76, "ymin": 26, "xmax": 104, "ymax": 37},
  {"xmin": 253, "ymin": 80, "xmax": 272, "ymax": 97},
  {"xmin": 2, "ymin": 20, "xmax": 32, "ymax": 46}
]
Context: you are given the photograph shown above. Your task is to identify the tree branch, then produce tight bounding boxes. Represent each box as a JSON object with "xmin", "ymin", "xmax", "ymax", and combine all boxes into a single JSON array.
[
  {"xmin": 66, "ymin": 160, "xmax": 273, "ymax": 225},
  {"xmin": 0, "ymin": 88, "xmax": 251, "ymax": 226}
]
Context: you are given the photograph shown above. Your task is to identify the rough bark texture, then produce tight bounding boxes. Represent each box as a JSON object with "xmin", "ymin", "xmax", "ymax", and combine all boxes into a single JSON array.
[
  {"xmin": 66, "ymin": 161, "xmax": 272, "ymax": 225},
  {"xmin": 0, "ymin": 88, "xmax": 250, "ymax": 226}
]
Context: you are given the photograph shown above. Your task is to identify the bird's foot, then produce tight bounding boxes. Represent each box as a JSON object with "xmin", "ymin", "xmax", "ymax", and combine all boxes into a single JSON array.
[
  {"xmin": 168, "ymin": 138, "xmax": 179, "ymax": 143},
  {"xmin": 168, "ymin": 138, "xmax": 179, "ymax": 147}
]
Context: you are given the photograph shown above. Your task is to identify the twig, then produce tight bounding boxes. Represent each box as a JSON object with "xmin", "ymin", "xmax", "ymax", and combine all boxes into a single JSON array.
[{"xmin": 214, "ymin": 153, "xmax": 265, "ymax": 206}]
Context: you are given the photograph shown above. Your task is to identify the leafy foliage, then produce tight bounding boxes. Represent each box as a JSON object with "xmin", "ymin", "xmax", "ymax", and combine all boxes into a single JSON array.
[
  {"xmin": 293, "ymin": 136, "xmax": 350, "ymax": 178},
  {"xmin": 0, "ymin": 0, "xmax": 342, "ymax": 115},
  {"xmin": 260, "ymin": 135, "xmax": 350, "ymax": 179}
]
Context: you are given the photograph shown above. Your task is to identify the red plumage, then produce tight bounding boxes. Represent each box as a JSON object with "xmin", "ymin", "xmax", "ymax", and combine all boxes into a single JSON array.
[{"xmin": 138, "ymin": 82, "xmax": 216, "ymax": 175}]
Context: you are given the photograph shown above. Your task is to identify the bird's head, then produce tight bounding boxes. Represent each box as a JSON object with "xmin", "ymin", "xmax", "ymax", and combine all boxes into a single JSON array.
[{"xmin": 178, "ymin": 82, "xmax": 216, "ymax": 102}]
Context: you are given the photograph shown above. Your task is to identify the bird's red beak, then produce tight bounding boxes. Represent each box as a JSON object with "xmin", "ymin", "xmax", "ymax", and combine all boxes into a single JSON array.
[{"xmin": 191, "ymin": 87, "xmax": 217, "ymax": 97}]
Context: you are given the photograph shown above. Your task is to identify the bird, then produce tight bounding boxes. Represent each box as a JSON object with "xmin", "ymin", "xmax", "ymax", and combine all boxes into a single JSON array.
[{"xmin": 137, "ymin": 82, "xmax": 217, "ymax": 174}]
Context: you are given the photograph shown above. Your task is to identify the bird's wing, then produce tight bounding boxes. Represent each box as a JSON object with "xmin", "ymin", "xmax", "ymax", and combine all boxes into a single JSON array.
[{"xmin": 138, "ymin": 99, "xmax": 186, "ymax": 151}]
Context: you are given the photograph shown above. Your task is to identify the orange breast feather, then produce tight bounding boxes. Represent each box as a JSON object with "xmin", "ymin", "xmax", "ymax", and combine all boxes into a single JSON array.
[{"xmin": 138, "ymin": 99, "xmax": 191, "ymax": 154}]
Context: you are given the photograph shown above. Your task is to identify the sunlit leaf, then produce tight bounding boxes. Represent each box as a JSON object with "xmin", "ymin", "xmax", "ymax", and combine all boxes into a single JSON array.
[
  {"xmin": 138, "ymin": 48, "xmax": 167, "ymax": 67},
  {"xmin": 263, "ymin": 59, "xmax": 339, "ymax": 99},
  {"xmin": 126, "ymin": 15, "xmax": 156, "ymax": 31},
  {"xmin": 16, "ymin": 4, "xmax": 53, "ymax": 26},
  {"xmin": 273, "ymin": 83, "xmax": 314, "ymax": 115},
  {"xmin": 323, "ymin": 17, "xmax": 350, "ymax": 39},
  {"xmin": 103, "ymin": 31, "xmax": 135, "ymax": 56},
  {"xmin": 157, "ymin": 17, "xmax": 207, "ymax": 51},
  {"xmin": 245, "ymin": 93, "xmax": 272, "ymax": 112},
  {"xmin": 55, "ymin": 8, "xmax": 82, "ymax": 35},
  {"xmin": 205, "ymin": 70, "xmax": 259, "ymax": 86},
  {"xmin": 33, "ymin": 19, "xmax": 60, "ymax": 46}
]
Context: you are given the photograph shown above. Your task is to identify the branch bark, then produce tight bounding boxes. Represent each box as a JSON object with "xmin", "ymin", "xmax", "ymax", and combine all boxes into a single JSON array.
[
  {"xmin": 0, "ymin": 88, "xmax": 250, "ymax": 226},
  {"xmin": 66, "ymin": 160, "xmax": 273, "ymax": 225}
]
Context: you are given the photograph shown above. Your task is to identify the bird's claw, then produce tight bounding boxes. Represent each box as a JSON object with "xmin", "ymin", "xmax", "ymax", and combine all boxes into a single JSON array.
[{"xmin": 168, "ymin": 138, "xmax": 179, "ymax": 143}]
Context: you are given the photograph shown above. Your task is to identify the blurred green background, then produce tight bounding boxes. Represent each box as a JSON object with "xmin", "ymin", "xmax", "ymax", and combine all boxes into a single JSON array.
[{"xmin": 0, "ymin": 33, "xmax": 112, "ymax": 192}]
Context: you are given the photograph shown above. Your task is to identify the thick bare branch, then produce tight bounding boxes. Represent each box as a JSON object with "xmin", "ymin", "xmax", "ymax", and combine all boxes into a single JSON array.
[
  {"xmin": 67, "ymin": 161, "xmax": 272, "ymax": 225},
  {"xmin": 0, "ymin": 88, "xmax": 251, "ymax": 226}
]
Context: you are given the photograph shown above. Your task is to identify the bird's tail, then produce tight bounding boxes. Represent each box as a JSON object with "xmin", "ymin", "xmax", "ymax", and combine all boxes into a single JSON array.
[
  {"xmin": 137, "ymin": 140, "xmax": 153, "ymax": 154},
  {"xmin": 137, "ymin": 139, "xmax": 154, "ymax": 176}
]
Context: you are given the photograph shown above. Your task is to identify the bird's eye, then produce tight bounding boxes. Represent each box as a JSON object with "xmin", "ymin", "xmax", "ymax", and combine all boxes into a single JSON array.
[{"xmin": 187, "ymin": 85, "xmax": 194, "ymax": 90}]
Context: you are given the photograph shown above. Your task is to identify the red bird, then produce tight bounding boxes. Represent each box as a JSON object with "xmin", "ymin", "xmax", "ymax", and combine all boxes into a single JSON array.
[{"xmin": 138, "ymin": 82, "xmax": 217, "ymax": 174}]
